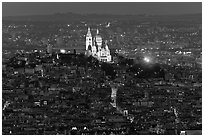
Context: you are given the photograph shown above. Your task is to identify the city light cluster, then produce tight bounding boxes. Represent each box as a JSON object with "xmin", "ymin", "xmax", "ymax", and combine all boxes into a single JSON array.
[{"xmin": 144, "ymin": 57, "xmax": 151, "ymax": 63}]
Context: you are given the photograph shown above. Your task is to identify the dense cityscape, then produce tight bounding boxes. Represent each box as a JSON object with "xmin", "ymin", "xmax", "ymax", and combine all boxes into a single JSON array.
[{"xmin": 2, "ymin": 7, "xmax": 202, "ymax": 135}]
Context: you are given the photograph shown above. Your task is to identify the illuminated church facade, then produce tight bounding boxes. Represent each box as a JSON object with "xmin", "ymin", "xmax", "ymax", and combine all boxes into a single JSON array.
[{"xmin": 85, "ymin": 27, "xmax": 111, "ymax": 62}]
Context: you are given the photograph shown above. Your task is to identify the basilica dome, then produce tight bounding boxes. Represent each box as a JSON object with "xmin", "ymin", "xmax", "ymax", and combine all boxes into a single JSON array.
[{"xmin": 95, "ymin": 29, "xmax": 102, "ymax": 43}]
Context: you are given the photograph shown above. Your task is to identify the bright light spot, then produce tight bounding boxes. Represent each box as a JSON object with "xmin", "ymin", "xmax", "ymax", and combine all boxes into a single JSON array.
[
  {"xmin": 144, "ymin": 57, "xmax": 151, "ymax": 63},
  {"xmin": 180, "ymin": 131, "xmax": 186, "ymax": 135},
  {"xmin": 60, "ymin": 49, "xmax": 66, "ymax": 53},
  {"xmin": 72, "ymin": 127, "xmax": 77, "ymax": 130}
]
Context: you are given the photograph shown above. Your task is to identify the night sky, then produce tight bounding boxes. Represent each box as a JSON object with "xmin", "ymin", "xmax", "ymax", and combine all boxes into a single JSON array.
[{"xmin": 2, "ymin": 2, "xmax": 202, "ymax": 17}]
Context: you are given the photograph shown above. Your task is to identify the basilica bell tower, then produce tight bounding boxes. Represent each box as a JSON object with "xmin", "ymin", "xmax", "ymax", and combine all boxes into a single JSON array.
[{"xmin": 86, "ymin": 27, "xmax": 92, "ymax": 50}]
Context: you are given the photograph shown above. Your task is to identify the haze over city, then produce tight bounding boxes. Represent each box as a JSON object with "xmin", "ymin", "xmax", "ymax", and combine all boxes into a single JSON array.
[{"xmin": 2, "ymin": 2, "xmax": 202, "ymax": 16}]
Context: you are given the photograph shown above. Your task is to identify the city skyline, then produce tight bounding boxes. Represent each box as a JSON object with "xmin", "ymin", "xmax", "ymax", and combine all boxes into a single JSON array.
[
  {"xmin": 2, "ymin": 2, "xmax": 202, "ymax": 17},
  {"xmin": 2, "ymin": 1, "xmax": 202, "ymax": 135}
]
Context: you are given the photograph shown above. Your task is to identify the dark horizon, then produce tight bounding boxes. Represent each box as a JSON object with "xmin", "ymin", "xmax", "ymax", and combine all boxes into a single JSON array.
[
  {"xmin": 2, "ymin": 11, "xmax": 202, "ymax": 18},
  {"xmin": 2, "ymin": 12, "xmax": 202, "ymax": 18},
  {"xmin": 2, "ymin": 2, "xmax": 202, "ymax": 17}
]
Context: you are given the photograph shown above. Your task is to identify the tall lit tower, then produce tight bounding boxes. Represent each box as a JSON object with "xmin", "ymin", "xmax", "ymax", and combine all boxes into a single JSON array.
[
  {"xmin": 110, "ymin": 85, "xmax": 118, "ymax": 108},
  {"xmin": 47, "ymin": 44, "xmax": 52, "ymax": 54},
  {"xmin": 86, "ymin": 27, "xmax": 92, "ymax": 50}
]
